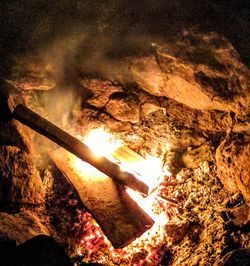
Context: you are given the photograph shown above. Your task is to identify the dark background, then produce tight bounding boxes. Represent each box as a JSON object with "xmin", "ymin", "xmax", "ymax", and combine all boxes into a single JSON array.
[{"xmin": 0, "ymin": 0, "xmax": 249, "ymax": 79}]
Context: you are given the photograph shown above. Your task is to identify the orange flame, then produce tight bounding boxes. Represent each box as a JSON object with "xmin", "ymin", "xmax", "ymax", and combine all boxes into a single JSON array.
[{"xmin": 73, "ymin": 127, "xmax": 172, "ymax": 264}]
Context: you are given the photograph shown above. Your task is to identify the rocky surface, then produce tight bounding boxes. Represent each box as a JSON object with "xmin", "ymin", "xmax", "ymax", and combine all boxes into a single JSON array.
[
  {"xmin": 129, "ymin": 31, "xmax": 250, "ymax": 115},
  {"xmin": 0, "ymin": 211, "xmax": 49, "ymax": 244},
  {"xmin": 1, "ymin": 0, "xmax": 250, "ymax": 264},
  {"xmin": 0, "ymin": 20, "xmax": 250, "ymax": 266},
  {"xmin": 216, "ymin": 134, "xmax": 250, "ymax": 225},
  {"xmin": 0, "ymin": 145, "xmax": 44, "ymax": 204}
]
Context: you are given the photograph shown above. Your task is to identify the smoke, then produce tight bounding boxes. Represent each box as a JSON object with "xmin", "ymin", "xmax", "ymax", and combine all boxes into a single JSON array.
[
  {"xmin": 2, "ymin": 0, "xmax": 249, "ymax": 83},
  {"xmin": 1, "ymin": 0, "xmax": 249, "ymax": 126}
]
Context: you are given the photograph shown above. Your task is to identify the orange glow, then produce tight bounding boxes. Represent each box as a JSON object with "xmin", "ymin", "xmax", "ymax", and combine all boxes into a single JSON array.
[
  {"xmin": 83, "ymin": 128, "xmax": 123, "ymax": 159},
  {"xmin": 75, "ymin": 128, "xmax": 168, "ymax": 222},
  {"xmin": 120, "ymin": 155, "xmax": 163, "ymax": 192},
  {"xmin": 126, "ymin": 188, "xmax": 168, "ymax": 226},
  {"xmin": 80, "ymin": 127, "xmax": 163, "ymax": 192},
  {"xmin": 71, "ymin": 127, "xmax": 172, "ymax": 264}
]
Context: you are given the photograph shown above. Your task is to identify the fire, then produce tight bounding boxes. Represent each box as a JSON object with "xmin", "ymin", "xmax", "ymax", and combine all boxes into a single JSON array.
[
  {"xmin": 120, "ymin": 154, "xmax": 163, "ymax": 192},
  {"xmin": 80, "ymin": 127, "xmax": 163, "ymax": 192},
  {"xmin": 83, "ymin": 128, "xmax": 123, "ymax": 159},
  {"xmin": 73, "ymin": 127, "xmax": 172, "ymax": 264},
  {"xmin": 78, "ymin": 127, "xmax": 169, "ymax": 225},
  {"xmin": 126, "ymin": 188, "xmax": 168, "ymax": 226}
]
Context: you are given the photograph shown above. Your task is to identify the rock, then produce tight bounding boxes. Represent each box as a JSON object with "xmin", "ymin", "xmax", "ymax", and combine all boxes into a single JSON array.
[
  {"xmin": 217, "ymin": 248, "xmax": 250, "ymax": 266},
  {"xmin": 229, "ymin": 204, "xmax": 250, "ymax": 227},
  {"xmin": 129, "ymin": 55, "xmax": 166, "ymax": 97},
  {"xmin": 182, "ymin": 143, "xmax": 213, "ymax": 169},
  {"xmin": 163, "ymin": 99, "xmax": 233, "ymax": 135},
  {"xmin": 129, "ymin": 31, "xmax": 250, "ymax": 115},
  {"xmin": 0, "ymin": 120, "xmax": 33, "ymax": 151},
  {"xmin": 8, "ymin": 55, "xmax": 55, "ymax": 91},
  {"xmin": 140, "ymin": 102, "xmax": 163, "ymax": 117},
  {"xmin": 216, "ymin": 134, "xmax": 250, "ymax": 223},
  {"xmin": 216, "ymin": 134, "xmax": 250, "ymax": 202},
  {"xmin": 0, "ymin": 211, "xmax": 49, "ymax": 244},
  {"xmin": 105, "ymin": 92, "xmax": 140, "ymax": 123},
  {"xmin": 165, "ymin": 221, "xmax": 189, "ymax": 244},
  {"xmin": 80, "ymin": 79, "xmax": 123, "ymax": 109},
  {"xmin": 0, "ymin": 145, "xmax": 44, "ymax": 204}
]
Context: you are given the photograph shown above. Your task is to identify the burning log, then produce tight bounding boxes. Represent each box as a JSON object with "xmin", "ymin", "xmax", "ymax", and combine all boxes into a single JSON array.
[
  {"xmin": 50, "ymin": 148, "xmax": 154, "ymax": 248},
  {"xmin": 12, "ymin": 104, "xmax": 149, "ymax": 194}
]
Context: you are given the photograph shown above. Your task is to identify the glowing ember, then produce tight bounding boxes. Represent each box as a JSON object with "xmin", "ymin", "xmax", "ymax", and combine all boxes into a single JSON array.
[{"xmin": 72, "ymin": 127, "xmax": 173, "ymax": 264}]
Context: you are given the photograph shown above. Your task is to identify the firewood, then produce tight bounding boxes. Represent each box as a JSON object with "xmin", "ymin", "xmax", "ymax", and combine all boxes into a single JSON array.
[
  {"xmin": 50, "ymin": 148, "xmax": 154, "ymax": 248},
  {"xmin": 12, "ymin": 104, "xmax": 149, "ymax": 194}
]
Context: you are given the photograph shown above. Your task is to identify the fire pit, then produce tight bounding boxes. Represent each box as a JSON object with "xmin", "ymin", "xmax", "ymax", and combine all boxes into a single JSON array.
[{"xmin": 1, "ymin": 2, "xmax": 250, "ymax": 265}]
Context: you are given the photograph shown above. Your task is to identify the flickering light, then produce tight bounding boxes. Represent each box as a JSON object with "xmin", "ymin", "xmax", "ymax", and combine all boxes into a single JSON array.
[
  {"xmin": 120, "ymin": 154, "xmax": 162, "ymax": 192},
  {"xmin": 71, "ymin": 128, "xmax": 172, "ymax": 263},
  {"xmin": 80, "ymin": 127, "xmax": 163, "ymax": 192},
  {"xmin": 83, "ymin": 128, "xmax": 123, "ymax": 159},
  {"xmin": 126, "ymin": 188, "xmax": 168, "ymax": 226}
]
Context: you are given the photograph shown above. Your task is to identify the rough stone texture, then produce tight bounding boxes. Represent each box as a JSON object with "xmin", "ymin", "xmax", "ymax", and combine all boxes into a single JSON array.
[
  {"xmin": 0, "ymin": 211, "xmax": 49, "ymax": 244},
  {"xmin": 216, "ymin": 134, "xmax": 250, "ymax": 222},
  {"xmin": 140, "ymin": 102, "xmax": 163, "ymax": 117},
  {"xmin": 1, "ymin": 1, "xmax": 250, "ymax": 264},
  {"xmin": 129, "ymin": 31, "xmax": 250, "ymax": 115},
  {"xmin": 216, "ymin": 134, "xmax": 250, "ymax": 202},
  {"xmin": 8, "ymin": 55, "xmax": 55, "ymax": 91},
  {"xmin": 80, "ymin": 79, "xmax": 123, "ymax": 109},
  {"xmin": 165, "ymin": 221, "xmax": 190, "ymax": 244},
  {"xmin": 0, "ymin": 145, "xmax": 44, "ymax": 204},
  {"xmin": 105, "ymin": 92, "xmax": 140, "ymax": 123},
  {"xmin": 182, "ymin": 143, "xmax": 213, "ymax": 169}
]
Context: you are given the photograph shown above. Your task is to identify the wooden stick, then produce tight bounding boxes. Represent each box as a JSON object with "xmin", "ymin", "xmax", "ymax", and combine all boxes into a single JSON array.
[
  {"xmin": 12, "ymin": 104, "xmax": 149, "ymax": 194},
  {"xmin": 50, "ymin": 149, "xmax": 154, "ymax": 248}
]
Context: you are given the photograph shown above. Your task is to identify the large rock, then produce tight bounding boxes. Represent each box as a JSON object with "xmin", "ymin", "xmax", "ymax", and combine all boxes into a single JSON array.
[
  {"xmin": 105, "ymin": 92, "xmax": 140, "ymax": 123},
  {"xmin": 216, "ymin": 134, "xmax": 250, "ymax": 223},
  {"xmin": 216, "ymin": 134, "xmax": 250, "ymax": 202},
  {"xmin": 0, "ymin": 211, "xmax": 49, "ymax": 244},
  {"xmin": 0, "ymin": 145, "xmax": 44, "ymax": 204},
  {"xmin": 129, "ymin": 31, "xmax": 250, "ymax": 115}
]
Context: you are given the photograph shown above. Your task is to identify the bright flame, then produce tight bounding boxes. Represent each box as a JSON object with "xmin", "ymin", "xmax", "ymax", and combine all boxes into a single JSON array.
[
  {"xmin": 126, "ymin": 188, "xmax": 168, "ymax": 226},
  {"xmin": 120, "ymin": 155, "xmax": 162, "ymax": 192},
  {"xmin": 81, "ymin": 128, "xmax": 163, "ymax": 192},
  {"xmin": 71, "ymin": 128, "xmax": 174, "ymax": 264},
  {"xmin": 77, "ymin": 127, "xmax": 168, "ymax": 224},
  {"xmin": 83, "ymin": 128, "xmax": 123, "ymax": 158}
]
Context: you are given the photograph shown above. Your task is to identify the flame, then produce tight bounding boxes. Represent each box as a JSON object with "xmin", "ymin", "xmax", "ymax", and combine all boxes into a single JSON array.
[
  {"xmin": 120, "ymin": 155, "xmax": 162, "ymax": 192},
  {"xmin": 81, "ymin": 127, "xmax": 163, "ymax": 192},
  {"xmin": 126, "ymin": 188, "xmax": 168, "ymax": 226},
  {"xmin": 72, "ymin": 127, "xmax": 172, "ymax": 264},
  {"xmin": 83, "ymin": 128, "xmax": 123, "ymax": 159}
]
